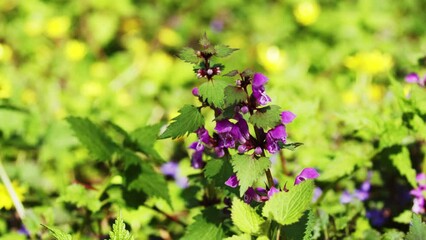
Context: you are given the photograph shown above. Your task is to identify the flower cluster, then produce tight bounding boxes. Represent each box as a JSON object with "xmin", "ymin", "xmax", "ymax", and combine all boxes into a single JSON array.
[
  {"xmin": 405, "ymin": 72, "xmax": 426, "ymax": 88},
  {"xmin": 410, "ymin": 173, "xmax": 426, "ymax": 214}
]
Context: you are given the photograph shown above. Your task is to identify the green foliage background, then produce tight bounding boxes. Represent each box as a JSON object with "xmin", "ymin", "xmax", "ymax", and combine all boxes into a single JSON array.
[{"xmin": 0, "ymin": 0, "xmax": 426, "ymax": 239}]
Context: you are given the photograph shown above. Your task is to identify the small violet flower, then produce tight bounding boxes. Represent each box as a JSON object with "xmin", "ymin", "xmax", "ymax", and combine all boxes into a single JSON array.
[
  {"xmin": 294, "ymin": 168, "xmax": 320, "ymax": 185},
  {"xmin": 252, "ymin": 73, "xmax": 271, "ymax": 106},
  {"xmin": 160, "ymin": 161, "xmax": 189, "ymax": 188},
  {"xmin": 340, "ymin": 171, "xmax": 372, "ymax": 204},
  {"xmin": 265, "ymin": 125, "xmax": 287, "ymax": 154},
  {"xmin": 225, "ymin": 174, "xmax": 239, "ymax": 188},
  {"xmin": 405, "ymin": 72, "xmax": 426, "ymax": 87},
  {"xmin": 410, "ymin": 173, "xmax": 426, "ymax": 214}
]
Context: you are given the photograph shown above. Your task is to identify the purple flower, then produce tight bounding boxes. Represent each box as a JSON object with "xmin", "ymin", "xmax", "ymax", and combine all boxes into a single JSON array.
[
  {"xmin": 160, "ymin": 161, "xmax": 188, "ymax": 188},
  {"xmin": 281, "ymin": 111, "xmax": 296, "ymax": 124},
  {"xmin": 192, "ymin": 87, "xmax": 200, "ymax": 96},
  {"xmin": 189, "ymin": 141, "xmax": 205, "ymax": 169},
  {"xmin": 366, "ymin": 209, "xmax": 387, "ymax": 228},
  {"xmin": 410, "ymin": 173, "xmax": 426, "ymax": 213},
  {"xmin": 267, "ymin": 186, "xmax": 280, "ymax": 198},
  {"xmin": 405, "ymin": 72, "xmax": 426, "ymax": 87},
  {"xmin": 265, "ymin": 125, "xmax": 287, "ymax": 154},
  {"xmin": 225, "ymin": 174, "xmax": 239, "ymax": 188},
  {"xmin": 340, "ymin": 171, "xmax": 372, "ymax": 204},
  {"xmin": 215, "ymin": 117, "xmax": 250, "ymax": 149},
  {"xmin": 252, "ymin": 73, "xmax": 271, "ymax": 106},
  {"xmin": 196, "ymin": 127, "xmax": 211, "ymax": 145},
  {"xmin": 244, "ymin": 187, "xmax": 261, "ymax": 203},
  {"xmin": 313, "ymin": 187, "xmax": 323, "ymax": 202},
  {"xmin": 294, "ymin": 168, "xmax": 320, "ymax": 185}
]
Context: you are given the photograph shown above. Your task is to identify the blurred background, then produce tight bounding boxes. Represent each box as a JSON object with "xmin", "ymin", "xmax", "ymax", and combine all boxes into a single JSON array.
[{"xmin": 1, "ymin": 0, "xmax": 426, "ymax": 238}]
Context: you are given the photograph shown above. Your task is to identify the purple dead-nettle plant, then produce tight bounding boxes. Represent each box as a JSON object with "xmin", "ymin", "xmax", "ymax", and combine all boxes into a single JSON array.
[{"xmin": 159, "ymin": 34, "xmax": 319, "ymax": 204}]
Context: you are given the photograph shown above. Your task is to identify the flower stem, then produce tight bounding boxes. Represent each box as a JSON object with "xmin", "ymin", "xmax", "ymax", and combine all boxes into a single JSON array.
[
  {"xmin": 278, "ymin": 150, "xmax": 288, "ymax": 175},
  {"xmin": 0, "ymin": 157, "xmax": 26, "ymax": 220},
  {"xmin": 265, "ymin": 168, "xmax": 274, "ymax": 188}
]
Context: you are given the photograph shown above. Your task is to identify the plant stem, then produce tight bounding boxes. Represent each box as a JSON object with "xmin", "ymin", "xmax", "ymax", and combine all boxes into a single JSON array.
[
  {"xmin": 265, "ymin": 168, "xmax": 274, "ymax": 188},
  {"xmin": 0, "ymin": 157, "xmax": 26, "ymax": 220},
  {"xmin": 146, "ymin": 204, "xmax": 187, "ymax": 227},
  {"xmin": 278, "ymin": 150, "xmax": 288, "ymax": 175}
]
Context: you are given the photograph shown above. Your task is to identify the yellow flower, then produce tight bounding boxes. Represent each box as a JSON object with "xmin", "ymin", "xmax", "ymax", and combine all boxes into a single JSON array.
[
  {"xmin": 256, "ymin": 44, "xmax": 287, "ymax": 73},
  {"xmin": 158, "ymin": 28, "xmax": 182, "ymax": 47},
  {"xmin": 294, "ymin": 1, "xmax": 321, "ymax": 26},
  {"xmin": 0, "ymin": 43, "xmax": 13, "ymax": 62},
  {"xmin": 45, "ymin": 16, "xmax": 70, "ymax": 38},
  {"xmin": 345, "ymin": 50, "xmax": 393, "ymax": 75},
  {"xmin": 0, "ymin": 77, "xmax": 12, "ymax": 99},
  {"xmin": 65, "ymin": 40, "xmax": 87, "ymax": 61},
  {"xmin": 0, "ymin": 181, "xmax": 26, "ymax": 210}
]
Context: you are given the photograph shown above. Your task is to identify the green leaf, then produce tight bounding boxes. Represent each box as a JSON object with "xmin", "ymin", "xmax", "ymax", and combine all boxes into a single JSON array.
[
  {"xmin": 303, "ymin": 210, "xmax": 316, "ymax": 240},
  {"xmin": 262, "ymin": 180, "xmax": 314, "ymax": 225},
  {"xmin": 66, "ymin": 117, "xmax": 119, "ymax": 161},
  {"xmin": 231, "ymin": 198, "xmax": 265, "ymax": 235},
  {"xmin": 223, "ymin": 70, "xmax": 239, "ymax": 77},
  {"xmin": 42, "ymin": 224, "xmax": 72, "ymax": 240},
  {"xmin": 58, "ymin": 184, "xmax": 102, "ymax": 212},
  {"xmin": 393, "ymin": 210, "xmax": 412, "ymax": 224},
  {"xmin": 224, "ymin": 86, "xmax": 247, "ymax": 106},
  {"xmin": 280, "ymin": 142, "xmax": 304, "ymax": 151},
  {"xmin": 406, "ymin": 214, "xmax": 426, "ymax": 240},
  {"xmin": 159, "ymin": 105, "xmax": 204, "ymax": 139},
  {"xmin": 125, "ymin": 151, "xmax": 171, "ymax": 206},
  {"xmin": 382, "ymin": 230, "xmax": 405, "ymax": 240},
  {"xmin": 232, "ymin": 155, "xmax": 270, "ymax": 197},
  {"xmin": 109, "ymin": 214, "xmax": 134, "ymax": 240},
  {"xmin": 214, "ymin": 44, "xmax": 238, "ymax": 58},
  {"xmin": 224, "ymin": 234, "xmax": 251, "ymax": 240},
  {"xmin": 178, "ymin": 47, "xmax": 200, "ymax": 64},
  {"xmin": 204, "ymin": 158, "xmax": 233, "ymax": 187},
  {"xmin": 130, "ymin": 123, "xmax": 163, "ymax": 162},
  {"xmin": 249, "ymin": 105, "xmax": 281, "ymax": 130},
  {"xmin": 181, "ymin": 208, "xmax": 224, "ymax": 240},
  {"xmin": 390, "ymin": 147, "xmax": 417, "ymax": 188},
  {"xmin": 199, "ymin": 80, "xmax": 228, "ymax": 108},
  {"xmin": 199, "ymin": 33, "xmax": 211, "ymax": 48},
  {"xmin": 282, "ymin": 210, "xmax": 311, "ymax": 240}
]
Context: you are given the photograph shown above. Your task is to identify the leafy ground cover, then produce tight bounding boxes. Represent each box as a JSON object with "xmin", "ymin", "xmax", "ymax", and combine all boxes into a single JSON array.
[{"xmin": 0, "ymin": 0, "xmax": 426, "ymax": 239}]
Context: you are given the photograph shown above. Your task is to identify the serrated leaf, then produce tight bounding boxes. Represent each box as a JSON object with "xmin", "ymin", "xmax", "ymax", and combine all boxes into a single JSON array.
[
  {"xmin": 382, "ymin": 230, "xmax": 405, "ymax": 240},
  {"xmin": 232, "ymin": 155, "xmax": 270, "ymax": 197},
  {"xmin": 66, "ymin": 117, "xmax": 120, "ymax": 161},
  {"xmin": 406, "ymin": 214, "xmax": 426, "ymax": 240},
  {"xmin": 125, "ymin": 151, "xmax": 171, "ymax": 206},
  {"xmin": 231, "ymin": 198, "xmax": 265, "ymax": 235},
  {"xmin": 178, "ymin": 47, "xmax": 200, "ymax": 64},
  {"xmin": 262, "ymin": 180, "xmax": 314, "ymax": 225},
  {"xmin": 393, "ymin": 210, "xmax": 412, "ymax": 224},
  {"xmin": 390, "ymin": 147, "xmax": 417, "ymax": 188},
  {"xmin": 214, "ymin": 44, "xmax": 238, "ymax": 58},
  {"xmin": 130, "ymin": 123, "xmax": 163, "ymax": 162},
  {"xmin": 199, "ymin": 80, "xmax": 228, "ymax": 108},
  {"xmin": 199, "ymin": 33, "xmax": 211, "ymax": 47},
  {"xmin": 215, "ymin": 106, "xmax": 236, "ymax": 120},
  {"xmin": 159, "ymin": 105, "xmax": 204, "ymax": 139},
  {"xmin": 42, "ymin": 225, "xmax": 72, "ymax": 240},
  {"xmin": 249, "ymin": 105, "xmax": 281, "ymax": 130},
  {"xmin": 109, "ymin": 214, "xmax": 134, "ymax": 240},
  {"xmin": 282, "ymin": 210, "xmax": 311, "ymax": 240},
  {"xmin": 58, "ymin": 184, "xmax": 102, "ymax": 212},
  {"xmin": 181, "ymin": 208, "xmax": 224, "ymax": 240},
  {"xmin": 224, "ymin": 86, "xmax": 247, "ymax": 106},
  {"xmin": 319, "ymin": 153, "xmax": 364, "ymax": 181},
  {"xmin": 280, "ymin": 142, "xmax": 304, "ymax": 151},
  {"xmin": 204, "ymin": 159, "xmax": 233, "ymax": 187},
  {"xmin": 224, "ymin": 70, "xmax": 239, "ymax": 77}
]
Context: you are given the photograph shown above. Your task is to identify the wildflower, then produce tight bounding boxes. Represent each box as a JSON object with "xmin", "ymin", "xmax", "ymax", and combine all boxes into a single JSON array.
[
  {"xmin": 160, "ymin": 161, "xmax": 188, "ymax": 188},
  {"xmin": 294, "ymin": 168, "xmax": 320, "ymax": 185},
  {"xmin": 0, "ymin": 181, "xmax": 26, "ymax": 210},
  {"xmin": 65, "ymin": 40, "xmax": 87, "ymax": 61},
  {"xmin": 405, "ymin": 72, "xmax": 425, "ymax": 87},
  {"xmin": 225, "ymin": 175, "xmax": 239, "ymax": 188},
  {"xmin": 265, "ymin": 125, "xmax": 287, "ymax": 154},
  {"xmin": 281, "ymin": 111, "xmax": 296, "ymax": 124},
  {"xmin": 340, "ymin": 171, "xmax": 372, "ymax": 204},
  {"xmin": 252, "ymin": 73, "xmax": 271, "ymax": 106},
  {"xmin": 366, "ymin": 209, "xmax": 388, "ymax": 228},
  {"xmin": 293, "ymin": 1, "xmax": 321, "ymax": 26},
  {"xmin": 409, "ymin": 173, "xmax": 426, "ymax": 214},
  {"xmin": 344, "ymin": 50, "xmax": 393, "ymax": 75}
]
